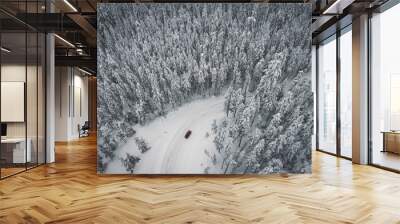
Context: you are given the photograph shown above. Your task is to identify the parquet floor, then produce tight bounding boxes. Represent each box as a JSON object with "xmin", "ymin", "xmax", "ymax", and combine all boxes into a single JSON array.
[
  {"xmin": 1, "ymin": 135, "xmax": 400, "ymax": 224},
  {"xmin": 0, "ymin": 167, "xmax": 26, "ymax": 178}
]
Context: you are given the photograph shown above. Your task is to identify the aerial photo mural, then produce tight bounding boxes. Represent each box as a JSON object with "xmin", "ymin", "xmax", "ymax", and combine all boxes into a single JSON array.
[{"xmin": 97, "ymin": 3, "xmax": 313, "ymax": 174}]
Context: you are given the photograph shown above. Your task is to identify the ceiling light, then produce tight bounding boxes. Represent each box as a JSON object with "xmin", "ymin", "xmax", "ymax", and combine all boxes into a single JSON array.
[
  {"xmin": 1, "ymin": 47, "xmax": 11, "ymax": 53},
  {"xmin": 63, "ymin": 0, "xmax": 78, "ymax": 12},
  {"xmin": 78, "ymin": 67, "xmax": 93, "ymax": 76},
  {"xmin": 54, "ymin": 34, "xmax": 75, "ymax": 48},
  {"xmin": 323, "ymin": 0, "xmax": 354, "ymax": 15},
  {"xmin": 76, "ymin": 49, "xmax": 84, "ymax": 55}
]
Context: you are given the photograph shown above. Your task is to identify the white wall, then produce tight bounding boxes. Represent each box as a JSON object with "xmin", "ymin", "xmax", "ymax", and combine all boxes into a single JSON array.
[
  {"xmin": 1, "ymin": 82, "xmax": 25, "ymax": 122},
  {"xmin": 1, "ymin": 64, "xmax": 25, "ymax": 81},
  {"xmin": 1, "ymin": 65, "xmax": 41, "ymax": 137},
  {"xmin": 71, "ymin": 73, "xmax": 89, "ymax": 138},
  {"xmin": 55, "ymin": 66, "xmax": 69, "ymax": 141},
  {"xmin": 55, "ymin": 67, "xmax": 89, "ymax": 141}
]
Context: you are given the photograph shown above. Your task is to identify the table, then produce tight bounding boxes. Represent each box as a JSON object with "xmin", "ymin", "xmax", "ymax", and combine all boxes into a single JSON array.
[
  {"xmin": 1, "ymin": 138, "xmax": 31, "ymax": 164},
  {"xmin": 381, "ymin": 131, "xmax": 400, "ymax": 154}
]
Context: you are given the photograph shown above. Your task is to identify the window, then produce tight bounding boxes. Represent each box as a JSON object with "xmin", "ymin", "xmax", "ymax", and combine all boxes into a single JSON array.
[
  {"xmin": 339, "ymin": 27, "xmax": 352, "ymax": 158},
  {"xmin": 317, "ymin": 36, "xmax": 337, "ymax": 154},
  {"xmin": 312, "ymin": 45, "xmax": 317, "ymax": 150},
  {"xmin": 370, "ymin": 3, "xmax": 400, "ymax": 171}
]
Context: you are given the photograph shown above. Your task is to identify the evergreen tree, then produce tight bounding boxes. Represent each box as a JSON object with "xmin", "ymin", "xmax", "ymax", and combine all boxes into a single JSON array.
[{"xmin": 98, "ymin": 3, "xmax": 312, "ymax": 174}]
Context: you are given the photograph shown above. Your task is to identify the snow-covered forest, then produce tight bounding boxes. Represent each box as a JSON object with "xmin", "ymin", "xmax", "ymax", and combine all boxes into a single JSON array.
[{"xmin": 97, "ymin": 3, "xmax": 312, "ymax": 174}]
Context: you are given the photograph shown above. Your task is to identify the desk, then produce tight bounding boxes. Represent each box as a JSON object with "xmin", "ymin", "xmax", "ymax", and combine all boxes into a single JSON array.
[
  {"xmin": 382, "ymin": 131, "xmax": 400, "ymax": 154},
  {"xmin": 1, "ymin": 138, "xmax": 31, "ymax": 164}
]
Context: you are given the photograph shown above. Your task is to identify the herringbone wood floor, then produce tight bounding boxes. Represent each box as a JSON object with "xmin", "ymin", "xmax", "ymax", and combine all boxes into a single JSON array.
[{"xmin": 1, "ymin": 135, "xmax": 400, "ymax": 224}]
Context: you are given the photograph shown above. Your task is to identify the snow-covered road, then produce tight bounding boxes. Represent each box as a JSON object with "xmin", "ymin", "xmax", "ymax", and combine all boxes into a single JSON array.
[{"xmin": 106, "ymin": 96, "xmax": 225, "ymax": 174}]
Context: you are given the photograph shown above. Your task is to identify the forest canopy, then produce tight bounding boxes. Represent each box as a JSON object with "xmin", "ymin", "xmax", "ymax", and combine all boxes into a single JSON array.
[{"xmin": 97, "ymin": 3, "xmax": 312, "ymax": 173}]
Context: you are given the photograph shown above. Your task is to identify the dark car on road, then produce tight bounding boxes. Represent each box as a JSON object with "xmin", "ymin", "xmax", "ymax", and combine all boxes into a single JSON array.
[{"xmin": 184, "ymin": 130, "xmax": 192, "ymax": 139}]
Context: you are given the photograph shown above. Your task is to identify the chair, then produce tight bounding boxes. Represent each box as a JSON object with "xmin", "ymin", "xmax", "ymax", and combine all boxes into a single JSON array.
[{"xmin": 79, "ymin": 121, "xmax": 90, "ymax": 138}]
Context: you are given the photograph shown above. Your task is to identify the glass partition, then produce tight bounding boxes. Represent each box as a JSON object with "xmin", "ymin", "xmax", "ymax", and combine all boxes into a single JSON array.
[
  {"xmin": 0, "ymin": 1, "xmax": 46, "ymax": 179},
  {"xmin": 1, "ymin": 31, "xmax": 28, "ymax": 177}
]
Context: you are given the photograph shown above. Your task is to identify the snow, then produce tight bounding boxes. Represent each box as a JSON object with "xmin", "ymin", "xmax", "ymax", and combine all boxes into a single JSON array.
[
  {"xmin": 98, "ymin": 4, "xmax": 312, "ymax": 174},
  {"xmin": 106, "ymin": 96, "xmax": 225, "ymax": 174}
]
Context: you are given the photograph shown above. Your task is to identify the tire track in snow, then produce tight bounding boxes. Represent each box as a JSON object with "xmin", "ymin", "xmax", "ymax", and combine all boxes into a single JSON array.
[{"xmin": 161, "ymin": 99, "xmax": 224, "ymax": 173}]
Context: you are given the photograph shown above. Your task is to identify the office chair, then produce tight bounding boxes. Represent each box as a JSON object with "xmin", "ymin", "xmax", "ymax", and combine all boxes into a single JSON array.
[{"xmin": 79, "ymin": 121, "xmax": 90, "ymax": 138}]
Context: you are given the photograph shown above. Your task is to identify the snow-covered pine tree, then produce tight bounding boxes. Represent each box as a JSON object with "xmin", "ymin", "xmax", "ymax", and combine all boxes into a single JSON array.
[
  {"xmin": 98, "ymin": 4, "xmax": 312, "ymax": 174},
  {"xmin": 121, "ymin": 153, "xmax": 141, "ymax": 174}
]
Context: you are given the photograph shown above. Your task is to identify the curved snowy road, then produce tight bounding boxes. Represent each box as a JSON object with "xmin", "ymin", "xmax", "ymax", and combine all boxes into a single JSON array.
[
  {"xmin": 161, "ymin": 100, "xmax": 225, "ymax": 173},
  {"xmin": 106, "ymin": 96, "xmax": 225, "ymax": 174}
]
